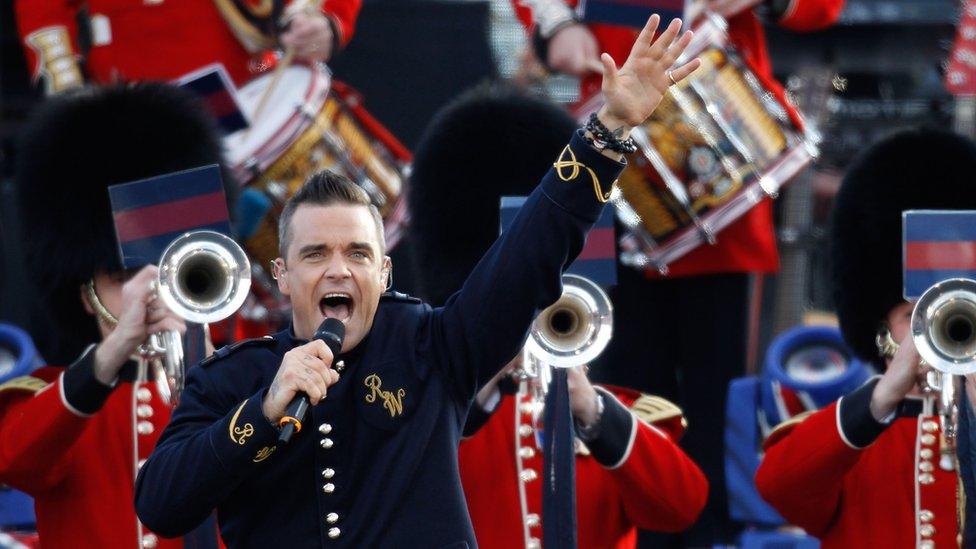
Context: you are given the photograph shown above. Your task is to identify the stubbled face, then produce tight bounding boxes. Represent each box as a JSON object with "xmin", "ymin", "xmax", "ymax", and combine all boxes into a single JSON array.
[{"xmin": 276, "ymin": 204, "xmax": 390, "ymax": 351}]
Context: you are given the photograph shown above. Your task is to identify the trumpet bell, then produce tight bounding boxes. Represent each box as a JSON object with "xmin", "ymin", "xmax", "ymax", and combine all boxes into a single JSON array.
[
  {"xmin": 158, "ymin": 230, "xmax": 252, "ymax": 324},
  {"xmin": 911, "ymin": 277, "xmax": 976, "ymax": 376},
  {"xmin": 525, "ymin": 274, "xmax": 613, "ymax": 368}
]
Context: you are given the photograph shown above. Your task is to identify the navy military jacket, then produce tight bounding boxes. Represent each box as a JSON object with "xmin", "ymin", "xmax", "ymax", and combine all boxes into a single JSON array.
[{"xmin": 134, "ymin": 131, "xmax": 624, "ymax": 548}]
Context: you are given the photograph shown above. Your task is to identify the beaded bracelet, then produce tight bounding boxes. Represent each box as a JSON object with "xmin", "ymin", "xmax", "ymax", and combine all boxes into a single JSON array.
[{"xmin": 585, "ymin": 112, "xmax": 638, "ymax": 154}]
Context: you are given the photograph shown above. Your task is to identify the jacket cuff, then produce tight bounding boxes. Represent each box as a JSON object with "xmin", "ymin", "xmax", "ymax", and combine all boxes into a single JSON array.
[
  {"xmin": 208, "ymin": 389, "xmax": 281, "ymax": 471},
  {"xmin": 579, "ymin": 388, "xmax": 635, "ymax": 468},
  {"xmin": 61, "ymin": 344, "xmax": 115, "ymax": 416},
  {"xmin": 541, "ymin": 130, "xmax": 626, "ymax": 223},
  {"xmin": 837, "ymin": 377, "xmax": 890, "ymax": 449},
  {"xmin": 462, "ymin": 398, "xmax": 497, "ymax": 438}
]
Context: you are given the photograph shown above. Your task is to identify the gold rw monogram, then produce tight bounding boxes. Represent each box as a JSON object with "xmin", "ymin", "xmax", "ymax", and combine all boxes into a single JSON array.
[{"xmin": 364, "ymin": 374, "xmax": 406, "ymax": 418}]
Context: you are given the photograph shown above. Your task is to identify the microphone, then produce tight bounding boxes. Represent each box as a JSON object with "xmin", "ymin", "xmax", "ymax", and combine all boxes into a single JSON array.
[{"xmin": 278, "ymin": 317, "xmax": 345, "ymax": 443}]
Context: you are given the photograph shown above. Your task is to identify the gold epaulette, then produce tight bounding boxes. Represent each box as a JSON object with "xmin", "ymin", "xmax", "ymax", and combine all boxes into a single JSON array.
[
  {"xmin": 764, "ymin": 410, "xmax": 816, "ymax": 448},
  {"xmin": 0, "ymin": 376, "xmax": 49, "ymax": 395},
  {"xmin": 630, "ymin": 394, "xmax": 685, "ymax": 427},
  {"xmin": 24, "ymin": 26, "xmax": 84, "ymax": 94}
]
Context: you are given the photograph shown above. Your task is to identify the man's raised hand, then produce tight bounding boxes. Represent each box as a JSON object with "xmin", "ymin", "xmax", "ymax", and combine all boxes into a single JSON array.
[{"xmin": 597, "ymin": 15, "xmax": 701, "ymax": 132}]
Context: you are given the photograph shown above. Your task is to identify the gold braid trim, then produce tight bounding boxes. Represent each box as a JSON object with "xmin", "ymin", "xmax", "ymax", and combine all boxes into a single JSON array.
[
  {"xmin": 553, "ymin": 145, "xmax": 615, "ymax": 203},
  {"xmin": 24, "ymin": 26, "xmax": 83, "ymax": 94}
]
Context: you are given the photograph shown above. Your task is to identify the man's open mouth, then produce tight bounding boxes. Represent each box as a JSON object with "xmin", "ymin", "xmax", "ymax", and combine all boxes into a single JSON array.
[{"xmin": 319, "ymin": 292, "xmax": 354, "ymax": 322}]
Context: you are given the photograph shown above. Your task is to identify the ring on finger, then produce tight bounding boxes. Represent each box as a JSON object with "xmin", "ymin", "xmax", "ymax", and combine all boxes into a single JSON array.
[{"xmin": 667, "ymin": 70, "xmax": 678, "ymax": 86}]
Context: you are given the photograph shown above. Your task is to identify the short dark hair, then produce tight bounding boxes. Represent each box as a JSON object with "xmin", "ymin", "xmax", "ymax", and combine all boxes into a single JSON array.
[{"xmin": 278, "ymin": 170, "xmax": 385, "ymax": 259}]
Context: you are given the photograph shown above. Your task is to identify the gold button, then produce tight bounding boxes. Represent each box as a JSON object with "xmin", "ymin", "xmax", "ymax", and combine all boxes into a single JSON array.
[
  {"xmin": 526, "ymin": 513, "xmax": 540, "ymax": 527},
  {"xmin": 322, "ymin": 483, "xmax": 335, "ymax": 494},
  {"xmin": 920, "ymin": 509, "xmax": 934, "ymax": 522},
  {"xmin": 142, "ymin": 534, "xmax": 158, "ymax": 548},
  {"xmin": 137, "ymin": 388, "xmax": 152, "ymax": 402},
  {"xmin": 137, "ymin": 421, "xmax": 154, "ymax": 435},
  {"xmin": 319, "ymin": 423, "xmax": 333, "ymax": 435},
  {"xmin": 320, "ymin": 438, "xmax": 334, "ymax": 449},
  {"xmin": 527, "ymin": 538, "xmax": 541, "ymax": 549},
  {"xmin": 919, "ymin": 473, "xmax": 935, "ymax": 485},
  {"xmin": 921, "ymin": 434, "xmax": 936, "ymax": 446},
  {"xmin": 334, "ymin": 360, "xmax": 345, "ymax": 373},
  {"xmin": 326, "ymin": 512, "xmax": 339, "ymax": 524},
  {"xmin": 520, "ymin": 403, "xmax": 534, "ymax": 415},
  {"xmin": 520, "ymin": 469, "xmax": 537, "ymax": 483},
  {"xmin": 919, "ymin": 461, "xmax": 934, "ymax": 472},
  {"xmin": 518, "ymin": 447, "xmax": 536, "ymax": 459},
  {"xmin": 920, "ymin": 448, "xmax": 934, "ymax": 459},
  {"xmin": 922, "ymin": 420, "xmax": 939, "ymax": 433},
  {"xmin": 920, "ymin": 523, "xmax": 935, "ymax": 537},
  {"xmin": 328, "ymin": 527, "xmax": 341, "ymax": 539},
  {"xmin": 920, "ymin": 541, "xmax": 935, "ymax": 549},
  {"xmin": 519, "ymin": 425, "xmax": 534, "ymax": 438},
  {"xmin": 322, "ymin": 468, "xmax": 335, "ymax": 479},
  {"xmin": 137, "ymin": 404, "xmax": 154, "ymax": 418}
]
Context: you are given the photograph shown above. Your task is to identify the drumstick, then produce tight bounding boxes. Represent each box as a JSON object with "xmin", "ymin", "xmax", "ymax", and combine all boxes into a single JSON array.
[
  {"xmin": 245, "ymin": 0, "xmax": 323, "ymax": 135},
  {"xmin": 246, "ymin": 46, "xmax": 296, "ymax": 133}
]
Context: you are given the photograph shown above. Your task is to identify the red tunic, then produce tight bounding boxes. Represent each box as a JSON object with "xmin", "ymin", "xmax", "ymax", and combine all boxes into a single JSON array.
[
  {"xmin": 511, "ymin": 0, "xmax": 845, "ymax": 276},
  {"xmin": 15, "ymin": 0, "xmax": 362, "ymax": 91},
  {"xmin": 459, "ymin": 385, "xmax": 708, "ymax": 548},
  {"xmin": 0, "ymin": 360, "xmax": 176, "ymax": 549},
  {"xmin": 756, "ymin": 396, "xmax": 959, "ymax": 547}
]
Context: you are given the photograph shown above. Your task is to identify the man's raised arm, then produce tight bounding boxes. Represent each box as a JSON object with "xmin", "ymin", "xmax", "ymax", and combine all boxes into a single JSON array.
[{"xmin": 431, "ymin": 14, "xmax": 701, "ymax": 397}]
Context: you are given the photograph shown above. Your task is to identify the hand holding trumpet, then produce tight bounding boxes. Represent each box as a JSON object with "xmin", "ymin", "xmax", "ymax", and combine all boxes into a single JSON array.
[{"xmin": 92, "ymin": 265, "xmax": 185, "ymax": 385}]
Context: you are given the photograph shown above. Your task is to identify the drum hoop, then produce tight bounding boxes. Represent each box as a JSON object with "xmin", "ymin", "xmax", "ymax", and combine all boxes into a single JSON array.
[
  {"xmin": 251, "ymin": 102, "xmax": 336, "ymax": 189},
  {"xmin": 231, "ymin": 65, "xmax": 331, "ymax": 180}
]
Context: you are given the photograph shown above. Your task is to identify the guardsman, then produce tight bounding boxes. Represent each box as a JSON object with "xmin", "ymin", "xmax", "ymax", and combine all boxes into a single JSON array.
[
  {"xmin": 0, "ymin": 83, "xmax": 232, "ymax": 548},
  {"xmin": 755, "ymin": 128, "xmax": 976, "ymax": 547},
  {"xmin": 134, "ymin": 14, "xmax": 701, "ymax": 547}
]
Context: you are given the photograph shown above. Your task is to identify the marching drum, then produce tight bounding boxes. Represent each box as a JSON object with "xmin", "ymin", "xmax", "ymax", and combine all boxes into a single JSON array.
[
  {"xmin": 576, "ymin": 13, "xmax": 818, "ymax": 273},
  {"xmin": 225, "ymin": 64, "xmax": 411, "ymax": 276}
]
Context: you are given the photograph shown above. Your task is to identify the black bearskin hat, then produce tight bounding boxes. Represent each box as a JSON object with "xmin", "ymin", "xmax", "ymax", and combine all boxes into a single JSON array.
[
  {"xmin": 408, "ymin": 84, "xmax": 577, "ymax": 306},
  {"xmin": 831, "ymin": 128, "xmax": 976, "ymax": 364},
  {"xmin": 15, "ymin": 82, "xmax": 232, "ymax": 364}
]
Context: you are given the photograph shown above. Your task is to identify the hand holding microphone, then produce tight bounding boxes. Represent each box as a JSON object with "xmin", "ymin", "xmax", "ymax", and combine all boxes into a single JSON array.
[{"xmin": 262, "ymin": 318, "xmax": 345, "ymax": 443}]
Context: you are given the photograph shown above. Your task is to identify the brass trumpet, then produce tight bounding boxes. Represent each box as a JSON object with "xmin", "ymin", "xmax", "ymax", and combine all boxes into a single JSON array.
[
  {"xmin": 910, "ymin": 277, "xmax": 976, "ymax": 439},
  {"xmin": 145, "ymin": 230, "xmax": 251, "ymax": 404},
  {"xmin": 521, "ymin": 274, "xmax": 613, "ymax": 385}
]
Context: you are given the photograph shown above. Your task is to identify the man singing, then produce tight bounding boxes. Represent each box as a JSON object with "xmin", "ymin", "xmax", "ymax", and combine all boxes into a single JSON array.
[{"xmin": 135, "ymin": 14, "xmax": 700, "ymax": 547}]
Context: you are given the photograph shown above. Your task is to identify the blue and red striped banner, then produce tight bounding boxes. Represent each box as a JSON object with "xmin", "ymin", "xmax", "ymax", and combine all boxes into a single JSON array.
[
  {"xmin": 176, "ymin": 64, "xmax": 249, "ymax": 135},
  {"xmin": 109, "ymin": 165, "xmax": 232, "ymax": 269},
  {"xmin": 578, "ymin": 0, "xmax": 685, "ymax": 30},
  {"xmin": 903, "ymin": 210, "xmax": 976, "ymax": 299},
  {"xmin": 500, "ymin": 196, "xmax": 617, "ymax": 286}
]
